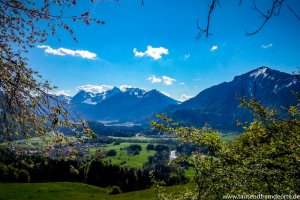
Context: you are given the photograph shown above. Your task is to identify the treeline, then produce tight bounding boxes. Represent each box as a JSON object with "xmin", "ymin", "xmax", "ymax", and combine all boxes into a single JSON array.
[
  {"xmin": 86, "ymin": 159, "xmax": 151, "ymax": 191},
  {"xmin": 0, "ymin": 146, "xmax": 188, "ymax": 192},
  {"xmin": 0, "ymin": 148, "xmax": 151, "ymax": 192}
]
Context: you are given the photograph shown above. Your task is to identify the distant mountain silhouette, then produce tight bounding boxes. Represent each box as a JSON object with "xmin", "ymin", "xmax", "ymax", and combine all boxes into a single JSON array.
[
  {"xmin": 57, "ymin": 67, "xmax": 299, "ymax": 132},
  {"xmin": 170, "ymin": 67, "xmax": 300, "ymax": 132},
  {"xmin": 59, "ymin": 86, "xmax": 179, "ymax": 123}
]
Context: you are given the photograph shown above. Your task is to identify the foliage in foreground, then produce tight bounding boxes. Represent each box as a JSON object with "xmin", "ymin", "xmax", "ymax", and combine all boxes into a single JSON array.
[
  {"xmin": 153, "ymin": 98, "xmax": 300, "ymax": 199},
  {"xmin": 0, "ymin": 0, "xmax": 100, "ymax": 147}
]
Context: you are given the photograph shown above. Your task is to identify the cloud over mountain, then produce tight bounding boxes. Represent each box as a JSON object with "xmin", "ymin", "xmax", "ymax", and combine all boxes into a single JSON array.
[
  {"xmin": 37, "ymin": 45, "xmax": 97, "ymax": 60},
  {"xmin": 51, "ymin": 90, "xmax": 72, "ymax": 96},
  {"xmin": 133, "ymin": 46, "xmax": 168, "ymax": 60},
  {"xmin": 210, "ymin": 45, "xmax": 218, "ymax": 51},
  {"xmin": 147, "ymin": 75, "xmax": 162, "ymax": 83},
  {"xmin": 76, "ymin": 85, "xmax": 113, "ymax": 93},
  {"xmin": 183, "ymin": 54, "xmax": 190, "ymax": 60},
  {"xmin": 162, "ymin": 76, "xmax": 176, "ymax": 85},
  {"xmin": 147, "ymin": 75, "xmax": 176, "ymax": 85},
  {"xmin": 261, "ymin": 43, "xmax": 273, "ymax": 49}
]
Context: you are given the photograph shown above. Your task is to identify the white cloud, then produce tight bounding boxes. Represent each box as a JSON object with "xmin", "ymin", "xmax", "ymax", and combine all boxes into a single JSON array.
[
  {"xmin": 147, "ymin": 75, "xmax": 176, "ymax": 86},
  {"xmin": 179, "ymin": 82, "xmax": 185, "ymax": 85},
  {"xmin": 119, "ymin": 85, "xmax": 134, "ymax": 92},
  {"xmin": 37, "ymin": 45, "xmax": 97, "ymax": 60},
  {"xmin": 133, "ymin": 46, "xmax": 169, "ymax": 60},
  {"xmin": 210, "ymin": 45, "xmax": 218, "ymax": 51},
  {"xmin": 51, "ymin": 90, "xmax": 72, "ymax": 96},
  {"xmin": 179, "ymin": 94, "xmax": 193, "ymax": 102},
  {"xmin": 183, "ymin": 54, "xmax": 190, "ymax": 60},
  {"xmin": 133, "ymin": 48, "xmax": 146, "ymax": 57},
  {"xmin": 147, "ymin": 75, "xmax": 162, "ymax": 83},
  {"xmin": 76, "ymin": 85, "xmax": 113, "ymax": 93},
  {"xmin": 162, "ymin": 76, "xmax": 176, "ymax": 86},
  {"xmin": 261, "ymin": 43, "xmax": 273, "ymax": 49}
]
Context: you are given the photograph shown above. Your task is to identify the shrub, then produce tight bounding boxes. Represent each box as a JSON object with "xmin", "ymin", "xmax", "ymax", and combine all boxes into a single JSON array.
[
  {"xmin": 18, "ymin": 169, "xmax": 30, "ymax": 183},
  {"xmin": 146, "ymin": 144, "xmax": 155, "ymax": 151},
  {"xmin": 126, "ymin": 144, "xmax": 142, "ymax": 155},
  {"xmin": 155, "ymin": 144, "xmax": 169, "ymax": 152},
  {"xmin": 106, "ymin": 149, "xmax": 117, "ymax": 157},
  {"xmin": 109, "ymin": 186, "xmax": 122, "ymax": 194}
]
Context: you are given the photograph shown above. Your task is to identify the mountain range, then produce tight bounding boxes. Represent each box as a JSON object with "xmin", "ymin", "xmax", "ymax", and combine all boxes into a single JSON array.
[
  {"xmin": 170, "ymin": 67, "xmax": 299, "ymax": 132},
  {"xmin": 59, "ymin": 86, "xmax": 179, "ymax": 124},
  {"xmin": 59, "ymin": 67, "xmax": 300, "ymax": 132}
]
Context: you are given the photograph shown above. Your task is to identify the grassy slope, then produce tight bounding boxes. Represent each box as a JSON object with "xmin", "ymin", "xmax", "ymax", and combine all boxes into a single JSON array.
[{"xmin": 0, "ymin": 182, "xmax": 190, "ymax": 200}]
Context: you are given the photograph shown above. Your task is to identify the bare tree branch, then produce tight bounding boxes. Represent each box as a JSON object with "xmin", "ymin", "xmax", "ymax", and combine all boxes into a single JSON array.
[
  {"xmin": 196, "ymin": 0, "xmax": 220, "ymax": 39},
  {"xmin": 245, "ymin": 0, "xmax": 285, "ymax": 36},
  {"xmin": 287, "ymin": 4, "xmax": 300, "ymax": 21},
  {"xmin": 238, "ymin": 0, "xmax": 244, "ymax": 6},
  {"xmin": 196, "ymin": 0, "xmax": 299, "ymax": 39}
]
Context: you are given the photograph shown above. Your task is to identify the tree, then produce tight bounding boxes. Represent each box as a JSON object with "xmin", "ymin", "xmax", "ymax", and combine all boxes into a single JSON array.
[
  {"xmin": 195, "ymin": 0, "xmax": 300, "ymax": 39},
  {"xmin": 126, "ymin": 144, "xmax": 142, "ymax": 155},
  {"xmin": 0, "ymin": 1, "xmax": 102, "ymax": 144},
  {"xmin": 154, "ymin": 144, "xmax": 169, "ymax": 152},
  {"xmin": 152, "ymin": 97, "xmax": 300, "ymax": 199},
  {"xmin": 106, "ymin": 149, "xmax": 117, "ymax": 157},
  {"xmin": 146, "ymin": 144, "xmax": 155, "ymax": 151}
]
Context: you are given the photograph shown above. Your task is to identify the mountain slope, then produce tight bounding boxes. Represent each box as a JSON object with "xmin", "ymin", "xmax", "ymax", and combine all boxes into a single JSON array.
[
  {"xmin": 62, "ymin": 86, "xmax": 179, "ymax": 123},
  {"xmin": 171, "ymin": 67, "xmax": 300, "ymax": 132},
  {"xmin": 115, "ymin": 89, "xmax": 179, "ymax": 122}
]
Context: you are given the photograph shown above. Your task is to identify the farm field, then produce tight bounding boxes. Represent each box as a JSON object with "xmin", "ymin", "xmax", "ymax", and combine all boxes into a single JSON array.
[
  {"xmin": 86, "ymin": 142, "xmax": 157, "ymax": 168},
  {"xmin": 1, "ymin": 134, "xmax": 238, "ymax": 170}
]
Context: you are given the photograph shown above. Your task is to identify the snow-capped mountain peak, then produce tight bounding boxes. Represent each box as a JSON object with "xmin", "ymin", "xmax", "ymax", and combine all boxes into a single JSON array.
[
  {"xmin": 122, "ymin": 87, "xmax": 147, "ymax": 98},
  {"xmin": 173, "ymin": 66, "xmax": 300, "ymax": 132},
  {"xmin": 69, "ymin": 85, "xmax": 155, "ymax": 105},
  {"xmin": 76, "ymin": 85, "xmax": 114, "ymax": 94},
  {"xmin": 249, "ymin": 67, "xmax": 268, "ymax": 78},
  {"xmin": 62, "ymin": 85, "xmax": 178, "ymax": 123},
  {"xmin": 119, "ymin": 85, "xmax": 135, "ymax": 92}
]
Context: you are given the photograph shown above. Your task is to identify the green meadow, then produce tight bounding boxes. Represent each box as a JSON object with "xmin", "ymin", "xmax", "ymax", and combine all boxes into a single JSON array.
[
  {"xmin": 87, "ymin": 142, "xmax": 156, "ymax": 168},
  {"xmin": 0, "ymin": 182, "xmax": 193, "ymax": 200}
]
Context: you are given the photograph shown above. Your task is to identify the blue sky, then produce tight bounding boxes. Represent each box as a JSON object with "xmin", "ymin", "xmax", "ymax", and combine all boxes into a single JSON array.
[{"xmin": 28, "ymin": 0, "xmax": 300, "ymax": 101}]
